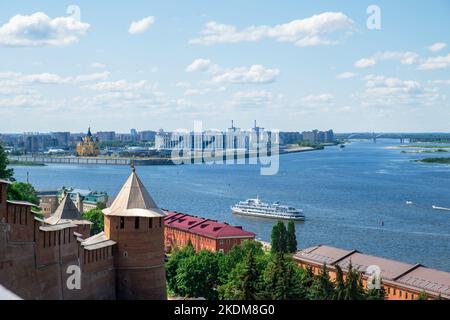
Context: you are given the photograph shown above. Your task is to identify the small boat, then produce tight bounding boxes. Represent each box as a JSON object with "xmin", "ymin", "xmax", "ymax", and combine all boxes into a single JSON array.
[
  {"xmin": 432, "ymin": 205, "xmax": 450, "ymax": 211},
  {"xmin": 406, "ymin": 201, "xmax": 413, "ymax": 205}
]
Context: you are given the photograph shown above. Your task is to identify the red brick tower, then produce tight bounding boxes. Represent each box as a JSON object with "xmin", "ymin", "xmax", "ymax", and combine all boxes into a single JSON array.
[{"xmin": 103, "ymin": 166, "xmax": 167, "ymax": 299}]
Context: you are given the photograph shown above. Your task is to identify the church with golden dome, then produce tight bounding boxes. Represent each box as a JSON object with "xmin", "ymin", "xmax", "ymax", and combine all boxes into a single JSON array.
[{"xmin": 76, "ymin": 127, "xmax": 100, "ymax": 157}]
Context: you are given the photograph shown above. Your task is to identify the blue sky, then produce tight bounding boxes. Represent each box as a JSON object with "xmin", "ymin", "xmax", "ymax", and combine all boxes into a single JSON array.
[{"xmin": 0, "ymin": 0, "xmax": 449, "ymax": 133}]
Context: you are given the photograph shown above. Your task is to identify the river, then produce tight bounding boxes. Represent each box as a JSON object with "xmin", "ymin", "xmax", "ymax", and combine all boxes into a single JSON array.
[{"xmin": 11, "ymin": 139, "xmax": 450, "ymax": 271}]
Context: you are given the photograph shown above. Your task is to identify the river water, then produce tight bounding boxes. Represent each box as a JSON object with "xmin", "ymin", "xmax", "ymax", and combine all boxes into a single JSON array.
[{"xmin": 11, "ymin": 139, "xmax": 450, "ymax": 271}]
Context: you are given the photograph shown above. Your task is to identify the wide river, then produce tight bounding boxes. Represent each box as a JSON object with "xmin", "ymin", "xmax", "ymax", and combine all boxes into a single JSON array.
[{"xmin": 11, "ymin": 139, "xmax": 450, "ymax": 271}]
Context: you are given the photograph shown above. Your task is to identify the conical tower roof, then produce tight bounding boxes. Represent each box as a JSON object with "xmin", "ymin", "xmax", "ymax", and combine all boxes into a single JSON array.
[
  {"xmin": 45, "ymin": 193, "xmax": 85, "ymax": 225},
  {"xmin": 102, "ymin": 167, "xmax": 165, "ymax": 217}
]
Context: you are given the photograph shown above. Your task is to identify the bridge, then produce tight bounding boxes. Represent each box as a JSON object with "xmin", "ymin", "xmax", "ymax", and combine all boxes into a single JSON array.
[{"xmin": 335, "ymin": 132, "xmax": 450, "ymax": 144}]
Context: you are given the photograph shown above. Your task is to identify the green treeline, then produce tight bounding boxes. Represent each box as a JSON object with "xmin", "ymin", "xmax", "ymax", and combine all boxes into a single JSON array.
[{"xmin": 166, "ymin": 221, "xmax": 386, "ymax": 300}]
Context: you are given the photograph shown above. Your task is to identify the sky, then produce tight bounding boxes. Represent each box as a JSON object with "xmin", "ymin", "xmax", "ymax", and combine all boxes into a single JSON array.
[{"xmin": 0, "ymin": 0, "xmax": 449, "ymax": 133}]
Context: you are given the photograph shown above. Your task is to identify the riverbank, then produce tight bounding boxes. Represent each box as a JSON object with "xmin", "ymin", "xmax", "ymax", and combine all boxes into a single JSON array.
[
  {"xmin": 8, "ymin": 146, "xmax": 323, "ymax": 167},
  {"xmin": 416, "ymin": 157, "xmax": 450, "ymax": 164}
]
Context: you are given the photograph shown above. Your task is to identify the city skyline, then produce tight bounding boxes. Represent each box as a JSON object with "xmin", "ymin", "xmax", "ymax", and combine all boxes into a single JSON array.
[{"xmin": 1, "ymin": 1, "xmax": 450, "ymax": 133}]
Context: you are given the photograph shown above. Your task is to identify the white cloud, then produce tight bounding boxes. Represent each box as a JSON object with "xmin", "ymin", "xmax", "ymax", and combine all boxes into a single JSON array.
[
  {"xmin": 212, "ymin": 65, "xmax": 280, "ymax": 84},
  {"xmin": 355, "ymin": 51, "xmax": 419, "ymax": 68},
  {"xmin": 0, "ymin": 71, "xmax": 110, "ymax": 85},
  {"xmin": 232, "ymin": 90, "xmax": 274, "ymax": 106},
  {"xmin": 359, "ymin": 75, "xmax": 444, "ymax": 107},
  {"xmin": 418, "ymin": 53, "xmax": 450, "ymax": 70},
  {"xmin": 426, "ymin": 42, "xmax": 447, "ymax": 52},
  {"xmin": 355, "ymin": 58, "xmax": 376, "ymax": 68},
  {"xmin": 429, "ymin": 80, "xmax": 450, "ymax": 85},
  {"xmin": 128, "ymin": 16, "xmax": 155, "ymax": 34},
  {"xmin": 85, "ymin": 79, "xmax": 158, "ymax": 92},
  {"xmin": 186, "ymin": 59, "xmax": 280, "ymax": 84},
  {"xmin": 0, "ymin": 12, "xmax": 89, "ymax": 47},
  {"xmin": 337, "ymin": 72, "xmax": 357, "ymax": 79},
  {"xmin": 190, "ymin": 12, "xmax": 354, "ymax": 47},
  {"xmin": 186, "ymin": 59, "xmax": 213, "ymax": 72}
]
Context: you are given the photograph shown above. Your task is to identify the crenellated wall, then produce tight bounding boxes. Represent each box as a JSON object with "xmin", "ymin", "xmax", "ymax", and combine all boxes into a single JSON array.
[{"xmin": 0, "ymin": 182, "xmax": 116, "ymax": 300}]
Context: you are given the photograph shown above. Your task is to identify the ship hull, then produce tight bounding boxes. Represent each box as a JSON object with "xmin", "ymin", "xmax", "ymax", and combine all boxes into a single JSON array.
[{"xmin": 231, "ymin": 208, "xmax": 305, "ymax": 221}]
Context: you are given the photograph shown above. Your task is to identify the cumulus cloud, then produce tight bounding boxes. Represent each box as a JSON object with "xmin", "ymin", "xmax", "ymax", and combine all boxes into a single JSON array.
[
  {"xmin": 128, "ymin": 16, "xmax": 155, "ymax": 34},
  {"xmin": 190, "ymin": 12, "xmax": 354, "ymax": 47},
  {"xmin": 186, "ymin": 59, "xmax": 280, "ymax": 84},
  {"xmin": 426, "ymin": 42, "xmax": 447, "ymax": 52},
  {"xmin": 359, "ymin": 75, "xmax": 444, "ymax": 107},
  {"xmin": 232, "ymin": 90, "xmax": 274, "ymax": 106},
  {"xmin": 355, "ymin": 51, "xmax": 419, "ymax": 68},
  {"xmin": 337, "ymin": 72, "xmax": 357, "ymax": 79},
  {"xmin": 212, "ymin": 65, "xmax": 280, "ymax": 84},
  {"xmin": 418, "ymin": 53, "xmax": 450, "ymax": 70},
  {"xmin": 85, "ymin": 79, "xmax": 158, "ymax": 92},
  {"xmin": 0, "ymin": 12, "xmax": 90, "ymax": 46},
  {"xmin": 186, "ymin": 59, "xmax": 213, "ymax": 72},
  {"xmin": 0, "ymin": 71, "xmax": 110, "ymax": 85}
]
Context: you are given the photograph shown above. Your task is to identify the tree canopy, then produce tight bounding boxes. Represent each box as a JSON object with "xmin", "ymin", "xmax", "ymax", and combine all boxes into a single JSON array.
[{"xmin": 0, "ymin": 142, "xmax": 14, "ymax": 180}]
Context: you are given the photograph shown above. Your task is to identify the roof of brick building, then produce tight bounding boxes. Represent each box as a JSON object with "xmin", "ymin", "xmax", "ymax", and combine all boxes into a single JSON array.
[
  {"xmin": 164, "ymin": 211, "xmax": 256, "ymax": 239},
  {"xmin": 294, "ymin": 244, "xmax": 450, "ymax": 298}
]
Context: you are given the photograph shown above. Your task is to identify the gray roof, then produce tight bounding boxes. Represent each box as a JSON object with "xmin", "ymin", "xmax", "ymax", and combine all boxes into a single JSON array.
[
  {"xmin": 7, "ymin": 200, "xmax": 35, "ymax": 207},
  {"xmin": 40, "ymin": 221, "xmax": 78, "ymax": 231},
  {"xmin": 81, "ymin": 232, "xmax": 116, "ymax": 251},
  {"xmin": 294, "ymin": 245, "xmax": 450, "ymax": 298},
  {"xmin": 44, "ymin": 194, "xmax": 91, "ymax": 225},
  {"xmin": 102, "ymin": 169, "xmax": 165, "ymax": 218}
]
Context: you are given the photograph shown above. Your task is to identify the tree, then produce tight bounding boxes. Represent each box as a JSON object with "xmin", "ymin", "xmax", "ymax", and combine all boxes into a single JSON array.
[
  {"xmin": 218, "ymin": 240, "xmax": 264, "ymax": 285},
  {"xmin": 286, "ymin": 221, "xmax": 297, "ymax": 253},
  {"xmin": 176, "ymin": 249, "xmax": 221, "ymax": 300},
  {"xmin": 416, "ymin": 291, "xmax": 428, "ymax": 300},
  {"xmin": 7, "ymin": 182, "xmax": 39, "ymax": 205},
  {"xmin": 218, "ymin": 248, "xmax": 262, "ymax": 300},
  {"xmin": 341, "ymin": 262, "xmax": 366, "ymax": 300},
  {"xmin": 0, "ymin": 142, "xmax": 14, "ymax": 180},
  {"xmin": 262, "ymin": 252, "xmax": 306, "ymax": 300},
  {"xmin": 83, "ymin": 208, "xmax": 104, "ymax": 235},
  {"xmin": 166, "ymin": 241, "xmax": 195, "ymax": 295},
  {"xmin": 308, "ymin": 263, "xmax": 335, "ymax": 300},
  {"xmin": 333, "ymin": 265, "xmax": 346, "ymax": 300},
  {"xmin": 271, "ymin": 221, "xmax": 287, "ymax": 254}
]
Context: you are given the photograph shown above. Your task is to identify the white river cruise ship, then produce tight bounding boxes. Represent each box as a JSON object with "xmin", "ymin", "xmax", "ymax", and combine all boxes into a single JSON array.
[{"xmin": 231, "ymin": 197, "xmax": 305, "ymax": 221}]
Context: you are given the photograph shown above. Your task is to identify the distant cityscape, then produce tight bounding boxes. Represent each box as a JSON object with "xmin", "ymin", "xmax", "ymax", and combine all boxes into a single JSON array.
[{"xmin": 0, "ymin": 122, "xmax": 335, "ymax": 158}]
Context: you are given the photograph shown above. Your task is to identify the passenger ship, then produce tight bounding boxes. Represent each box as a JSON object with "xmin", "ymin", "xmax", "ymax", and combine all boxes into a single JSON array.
[{"xmin": 231, "ymin": 197, "xmax": 305, "ymax": 221}]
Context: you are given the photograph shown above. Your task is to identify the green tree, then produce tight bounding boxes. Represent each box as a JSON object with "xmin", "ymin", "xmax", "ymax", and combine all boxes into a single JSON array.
[
  {"xmin": 218, "ymin": 248, "xmax": 263, "ymax": 300},
  {"xmin": 271, "ymin": 221, "xmax": 287, "ymax": 254},
  {"xmin": 176, "ymin": 249, "xmax": 220, "ymax": 299},
  {"xmin": 7, "ymin": 182, "xmax": 39, "ymax": 205},
  {"xmin": 83, "ymin": 207, "xmax": 104, "ymax": 235},
  {"xmin": 308, "ymin": 263, "xmax": 335, "ymax": 300},
  {"xmin": 218, "ymin": 240, "xmax": 264, "ymax": 285},
  {"xmin": 333, "ymin": 265, "xmax": 346, "ymax": 300},
  {"xmin": 166, "ymin": 241, "xmax": 195, "ymax": 295},
  {"xmin": 262, "ymin": 252, "xmax": 305, "ymax": 300},
  {"xmin": 0, "ymin": 142, "xmax": 14, "ymax": 180},
  {"xmin": 342, "ymin": 262, "xmax": 366, "ymax": 300},
  {"xmin": 416, "ymin": 291, "xmax": 428, "ymax": 300},
  {"xmin": 286, "ymin": 221, "xmax": 297, "ymax": 253}
]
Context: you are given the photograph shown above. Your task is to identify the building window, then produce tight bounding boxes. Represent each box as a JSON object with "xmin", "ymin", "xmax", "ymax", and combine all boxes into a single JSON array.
[
  {"xmin": 393, "ymin": 288, "xmax": 396, "ymax": 296},
  {"xmin": 405, "ymin": 293, "xmax": 409, "ymax": 299},
  {"xmin": 120, "ymin": 217, "xmax": 125, "ymax": 229},
  {"xmin": 135, "ymin": 217, "xmax": 140, "ymax": 229}
]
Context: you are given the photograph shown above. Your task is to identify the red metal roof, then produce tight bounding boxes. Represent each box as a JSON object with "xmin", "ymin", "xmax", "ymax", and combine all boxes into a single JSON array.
[{"xmin": 164, "ymin": 211, "xmax": 255, "ymax": 239}]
